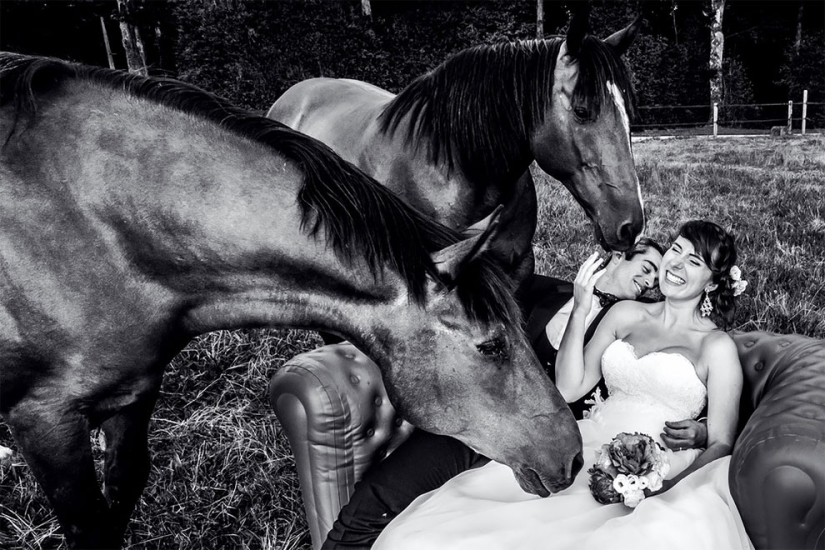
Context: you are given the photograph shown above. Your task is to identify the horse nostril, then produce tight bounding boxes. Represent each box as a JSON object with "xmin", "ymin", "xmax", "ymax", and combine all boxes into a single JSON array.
[
  {"xmin": 618, "ymin": 221, "xmax": 637, "ymax": 246},
  {"xmin": 569, "ymin": 451, "xmax": 584, "ymax": 480}
]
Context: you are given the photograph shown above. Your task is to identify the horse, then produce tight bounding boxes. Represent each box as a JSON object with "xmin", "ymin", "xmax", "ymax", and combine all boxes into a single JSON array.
[
  {"xmin": 0, "ymin": 53, "xmax": 582, "ymax": 548},
  {"xmin": 267, "ymin": 7, "xmax": 645, "ymax": 291}
]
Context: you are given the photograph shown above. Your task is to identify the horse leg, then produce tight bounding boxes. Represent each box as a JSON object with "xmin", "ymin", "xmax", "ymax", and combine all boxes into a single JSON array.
[
  {"xmin": 7, "ymin": 404, "xmax": 116, "ymax": 548},
  {"xmin": 100, "ymin": 387, "xmax": 160, "ymax": 545}
]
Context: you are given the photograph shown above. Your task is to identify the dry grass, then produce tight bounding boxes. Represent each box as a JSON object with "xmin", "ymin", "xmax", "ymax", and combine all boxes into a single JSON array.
[{"xmin": 1, "ymin": 134, "xmax": 824, "ymax": 548}]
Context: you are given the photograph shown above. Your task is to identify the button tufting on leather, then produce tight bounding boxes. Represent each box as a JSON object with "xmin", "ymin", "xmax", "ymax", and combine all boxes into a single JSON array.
[
  {"xmin": 754, "ymin": 361, "xmax": 765, "ymax": 372},
  {"xmin": 366, "ymin": 428, "xmax": 375, "ymax": 437},
  {"xmin": 779, "ymin": 340, "xmax": 791, "ymax": 348},
  {"xmin": 374, "ymin": 396, "xmax": 382, "ymax": 406},
  {"xmin": 350, "ymin": 375, "xmax": 360, "ymax": 384},
  {"xmin": 395, "ymin": 417, "xmax": 403, "ymax": 426},
  {"xmin": 744, "ymin": 339, "xmax": 756, "ymax": 348}
]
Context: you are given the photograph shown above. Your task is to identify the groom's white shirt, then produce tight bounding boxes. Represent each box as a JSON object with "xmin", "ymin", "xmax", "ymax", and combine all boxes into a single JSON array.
[{"xmin": 545, "ymin": 295, "xmax": 603, "ymax": 350}]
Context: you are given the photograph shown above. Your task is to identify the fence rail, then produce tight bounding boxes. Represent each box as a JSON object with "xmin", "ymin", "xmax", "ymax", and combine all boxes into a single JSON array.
[{"xmin": 631, "ymin": 90, "xmax": 822, "ymax": 136}]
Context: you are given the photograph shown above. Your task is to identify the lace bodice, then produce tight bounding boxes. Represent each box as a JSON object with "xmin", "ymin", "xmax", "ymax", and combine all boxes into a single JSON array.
[{"xmin": 589, "ymin": 339, "xmax": 707, "ymax": 447}]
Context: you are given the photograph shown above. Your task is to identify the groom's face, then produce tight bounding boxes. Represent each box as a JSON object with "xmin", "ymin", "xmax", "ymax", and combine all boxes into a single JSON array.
[{"xmin": 611, "ymin": 248, "xmax": 663, "ymax": 300}]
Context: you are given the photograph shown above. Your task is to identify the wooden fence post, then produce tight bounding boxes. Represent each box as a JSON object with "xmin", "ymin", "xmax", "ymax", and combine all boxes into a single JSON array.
[
  {"xmin": 801, "ymin": 90, "xmax": 808, "ymax": 135},
  {"xmin": 713, "ymin": 102, "xmax": 718, "ymax": 136},
  {"xmin": 787, "ymin": 101, "xmax": 793, "ymax": 134}
]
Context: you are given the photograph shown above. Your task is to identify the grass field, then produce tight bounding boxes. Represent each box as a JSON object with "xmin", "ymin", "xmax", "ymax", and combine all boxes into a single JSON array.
[{"xmin": 1, "ymin": 134, "xmax": 823, "ymax": 549}]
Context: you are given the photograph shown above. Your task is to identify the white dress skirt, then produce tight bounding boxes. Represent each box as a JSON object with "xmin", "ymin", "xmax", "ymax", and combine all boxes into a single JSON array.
[{"xmin": 374, "ymin": 340, "xmax": 754, "ymax": 550}]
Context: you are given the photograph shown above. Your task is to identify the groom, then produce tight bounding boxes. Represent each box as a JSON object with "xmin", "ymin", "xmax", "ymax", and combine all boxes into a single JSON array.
[{"xmin": 323, "ymin": 238, "xmax": 708, "ymax": 549}]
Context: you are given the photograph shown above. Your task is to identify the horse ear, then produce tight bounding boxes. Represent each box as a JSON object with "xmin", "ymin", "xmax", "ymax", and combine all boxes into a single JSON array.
[
  {"xmin": 604, "ymin": 12, "xmax": 644, "ymax": 56},
  {"xmin": 565, "ymin": 2, "xmax": 591, "ymax": 58},
  {"xmin": 461, "ymin": 204, "xmax": 504, "ymax": 239},
  {"xmin": 433, "ymin": 206, "xmax": 503, "ymax": 283}
]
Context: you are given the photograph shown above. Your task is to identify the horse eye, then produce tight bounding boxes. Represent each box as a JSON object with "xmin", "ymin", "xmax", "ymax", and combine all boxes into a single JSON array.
[
  {"xmin": 573, "ymin": 107, "xmax": 592, "ymax": 121},
  {"xmin": 477, "ymin": 338, "xmax": 509, "ymax": 361}
]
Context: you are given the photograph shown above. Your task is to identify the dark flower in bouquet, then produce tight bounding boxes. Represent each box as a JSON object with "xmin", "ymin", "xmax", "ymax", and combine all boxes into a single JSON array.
[
  {"xmin": 588, "ymin": 466, "xmax": 622, "ymax": 504},
  {"xmin": 589, "ymin": 432, "xmax": 670, "ymax": 508},
  {"xmin": 606, "ymin": 432, "xmax": 660, "ymax": 475}
]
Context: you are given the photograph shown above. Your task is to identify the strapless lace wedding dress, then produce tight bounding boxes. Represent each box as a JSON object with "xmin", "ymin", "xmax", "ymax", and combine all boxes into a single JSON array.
[{"xmin": 375, "ymin": 340, "xmax": 753, "ymax": 550}]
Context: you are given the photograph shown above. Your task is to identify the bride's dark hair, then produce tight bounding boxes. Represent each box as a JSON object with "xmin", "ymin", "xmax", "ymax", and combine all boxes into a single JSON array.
[{"xmin": 678, "ymin": 220, "xmax": 738, "ymax": 328}]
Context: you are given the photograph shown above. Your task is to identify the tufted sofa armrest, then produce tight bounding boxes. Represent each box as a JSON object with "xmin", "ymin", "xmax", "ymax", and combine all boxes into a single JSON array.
[
  {"xmin": 731, "ymin": 331, "xmax": 825, "ymax": 550},
  {"xmin": 268, "ymin": 342, "xmax": 414, "ymax": 550}
]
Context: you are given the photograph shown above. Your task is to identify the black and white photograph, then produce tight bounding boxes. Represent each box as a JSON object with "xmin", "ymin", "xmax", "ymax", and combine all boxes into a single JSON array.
[{"xmin": 0, "ymin": 1, "xmax": 823, "ymax": 549}]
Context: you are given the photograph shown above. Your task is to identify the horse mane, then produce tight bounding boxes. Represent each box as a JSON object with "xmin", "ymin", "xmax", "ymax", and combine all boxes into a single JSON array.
[
  {"xmin": 0, "ymin": 52, "xmax": 519, "ymax": 327},
  {"xmin": 378, "ymin": 36, "xmax": 637, "ymax": 184}
]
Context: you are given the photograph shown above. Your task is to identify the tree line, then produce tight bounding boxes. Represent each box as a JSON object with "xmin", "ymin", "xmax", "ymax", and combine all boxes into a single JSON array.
[{"xmin": 1, "ymin": 0, "xmax": 822, "ymax": 128}]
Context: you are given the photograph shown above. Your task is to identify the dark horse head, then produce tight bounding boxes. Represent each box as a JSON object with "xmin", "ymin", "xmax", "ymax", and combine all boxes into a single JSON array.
[
  {"xmin": 379, "ymin": 6, "xmax": 645, "ymax": 252},
  {"xmin": 535, "ymin": 6, "xmax": 645, "ymax": 250}
]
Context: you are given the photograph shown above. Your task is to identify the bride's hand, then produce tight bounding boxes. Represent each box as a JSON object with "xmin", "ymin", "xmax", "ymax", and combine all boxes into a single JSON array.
[{"xmin": 573, "ymin": 252, "xmax": 607, "ymax": 311}]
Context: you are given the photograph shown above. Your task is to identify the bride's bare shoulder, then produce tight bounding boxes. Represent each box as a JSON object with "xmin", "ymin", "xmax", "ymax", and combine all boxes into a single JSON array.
[
  {"xmin": 699, "ymin": 331, "xmax": 741, "ymax": 369},
  {"xmin": 603, "ymin": 300, "xmax": 659, "ymax": 330}
]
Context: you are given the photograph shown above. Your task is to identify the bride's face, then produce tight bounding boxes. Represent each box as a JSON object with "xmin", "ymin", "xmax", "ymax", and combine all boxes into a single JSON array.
[{"xmin": 659, "ymin": 236, "xmax": 714, "ymax": 299}]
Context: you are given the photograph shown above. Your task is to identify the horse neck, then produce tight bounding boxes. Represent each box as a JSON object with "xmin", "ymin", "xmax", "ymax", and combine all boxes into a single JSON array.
[
  {"xmin": 385, "ymin": 40, "xmax": 557, "ymax": 188},
  {"xmin": 37, "ymin": 85, "xmax": 412, "ymax": 346}
]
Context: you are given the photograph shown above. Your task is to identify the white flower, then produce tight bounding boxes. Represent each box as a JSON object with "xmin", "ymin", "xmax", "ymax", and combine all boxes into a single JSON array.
[
  {"xmin": 624, "ymin": 489, "xmax": 646, "ymax": 508},
  {"xmin": 655, "ymin": 460, "xmax": 671, "ymax": 479},
  {"xmin": 645, "ymin": 471, "xmax": 663, "ymax": 491},
  {"xmin": 732, "ymin": 279, "xmax": 748, "ymax": 296},
  {"xmin": 613, "ymin": 474, "xmax": 650, "ymax": 508},
  {"xmin": 729, "ymin": 265, "xmax": 748, "ymax": 296}
]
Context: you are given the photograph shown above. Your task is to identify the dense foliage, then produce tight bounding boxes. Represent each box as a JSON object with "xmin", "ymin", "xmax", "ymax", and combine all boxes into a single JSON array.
[{"xmin": 1, "ymin": 0, "xmax": 822, "ymax": 128}]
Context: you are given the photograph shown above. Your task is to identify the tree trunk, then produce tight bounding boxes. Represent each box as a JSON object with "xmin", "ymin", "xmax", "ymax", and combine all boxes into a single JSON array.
[
  {"xmin": 794, "ymin": 1, "xmax": 804, "ymax": 53},
  {"xmin": 709, "ymin": 0, "xmax": 726, "ymax": 110},
  {"xmin": 536, "ymin": 0, "xmax": 544, "ymax": 39},
  {"xmin": 100, "ymin": 16, "xmax": 115, "ymax": 69},
  {"xmin": 117, "ymin": 0, "xmax": 148, "ymax": 75},
  {"xmin": 671, "ymin": 1, "xmax": 679, "ymax": 45}
]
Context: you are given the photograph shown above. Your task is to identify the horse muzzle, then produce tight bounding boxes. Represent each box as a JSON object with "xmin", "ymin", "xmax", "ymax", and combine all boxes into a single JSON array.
[{"xmin": 513, "ymin": 450, "xmax": 584, "ymax": 496}]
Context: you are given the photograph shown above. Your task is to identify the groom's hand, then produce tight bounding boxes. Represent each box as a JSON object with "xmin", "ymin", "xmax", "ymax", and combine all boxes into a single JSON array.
[{"xmin": 661, "ymin": 419, "xmax": 708, "ymax": 451}]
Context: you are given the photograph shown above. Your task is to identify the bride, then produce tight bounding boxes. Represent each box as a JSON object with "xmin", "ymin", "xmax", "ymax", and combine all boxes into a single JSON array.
[{"xmin": 375, "ymin": 220, "xmax": 754, "ymax": 550}]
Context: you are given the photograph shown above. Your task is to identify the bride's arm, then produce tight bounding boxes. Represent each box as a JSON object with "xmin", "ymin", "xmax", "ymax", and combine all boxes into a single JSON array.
[
  {"xmin": 555, "ymin": 253, "xmax": 626, "ymax": 403},
  {"xmin": 655, "ymin": 333, "xmax": 743, "ymax": 492}
]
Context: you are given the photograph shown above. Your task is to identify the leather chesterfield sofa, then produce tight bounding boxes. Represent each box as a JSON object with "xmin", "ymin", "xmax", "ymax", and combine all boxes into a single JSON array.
[{"xmin": 269, "ymin": 330, "xmax": 825, "ymax": 550}]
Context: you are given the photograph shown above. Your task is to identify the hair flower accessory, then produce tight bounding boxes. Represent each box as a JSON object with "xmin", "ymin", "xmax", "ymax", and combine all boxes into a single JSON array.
[{"xmin": 729, "ymin": 265, "xmax": 748, "ymax": 297}]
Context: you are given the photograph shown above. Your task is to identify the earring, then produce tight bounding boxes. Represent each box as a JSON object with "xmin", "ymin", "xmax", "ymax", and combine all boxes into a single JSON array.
[{"xmin": 700, "ymin": 291, "xmax": 713, "ymax": 317}]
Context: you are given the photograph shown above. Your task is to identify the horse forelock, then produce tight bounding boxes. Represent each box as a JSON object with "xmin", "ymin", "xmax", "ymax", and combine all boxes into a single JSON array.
[
  {"xmin": 572, "ymin": 36, "xmax": 637, "ymax": 122},
  {"xmin": 0, "ymin": 52, "xmax": 518, "ymax": 327}
]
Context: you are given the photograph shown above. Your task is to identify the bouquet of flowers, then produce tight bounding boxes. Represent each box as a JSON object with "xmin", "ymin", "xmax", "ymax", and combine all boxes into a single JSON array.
[{"xmin": 588, "ymin": 432, "xmax": 670, "ymax": 508}]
